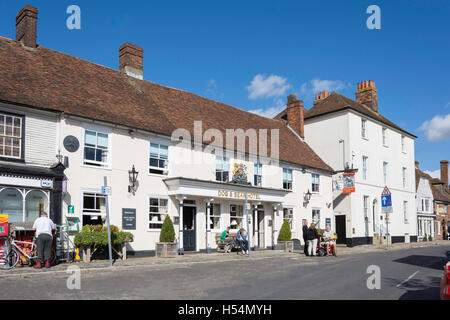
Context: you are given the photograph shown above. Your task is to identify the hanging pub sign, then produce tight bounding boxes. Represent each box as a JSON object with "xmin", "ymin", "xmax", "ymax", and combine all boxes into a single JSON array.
[
  {"xmin": 231, "ymin": 163, "xmax": 248, "ymax": 184},
  {"xmin": 342, "ymin": 172, "xmax": 355, "ymax": 193}
]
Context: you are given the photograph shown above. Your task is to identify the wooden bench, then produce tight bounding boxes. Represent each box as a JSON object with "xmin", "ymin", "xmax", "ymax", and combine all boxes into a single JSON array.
[{"xmin": 215, "ymin": 233, "xmax": 238, "ymax": 253}]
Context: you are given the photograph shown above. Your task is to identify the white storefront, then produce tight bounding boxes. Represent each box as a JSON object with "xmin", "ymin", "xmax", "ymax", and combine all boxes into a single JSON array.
[
  {"xmin": 58, "ymin": 114, "xmax": 334, "ymax": 255},
  {"xmin": 304, "ymin": 90, "xmax": 417, "ymax": 246}
]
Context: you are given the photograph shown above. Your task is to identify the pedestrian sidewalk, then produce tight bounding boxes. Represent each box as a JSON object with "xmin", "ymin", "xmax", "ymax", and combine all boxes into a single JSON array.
[{"xmin": 1, "ymin": 240, "xmax": 448, "ymax": 279}]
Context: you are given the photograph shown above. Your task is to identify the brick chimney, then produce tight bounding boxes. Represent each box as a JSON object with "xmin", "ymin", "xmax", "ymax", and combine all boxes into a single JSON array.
[
  {"xmin": 441, "ymin": 160, "xmax": 449, "ymax": 189},
  {"xmin": 415, "ymin": 161, "xmax": 419, "ymax": 169},
  {"xmin": 356, "ymin": 80, "xmax": 378, "ymax": 112},
  {"xmin": 16, "ymin": 5, "xmax": 38, "ymax": 48},
  {"xmin": 286, "ymin": 94, "xmax": 304, "ymax": 139},
  {"xmin": 119, "ymin": 43, "xmax": 144, "ymax": 80},
  {"xmin": 314, "ymin": 91, "xmax": 330, "ymax": 104}
]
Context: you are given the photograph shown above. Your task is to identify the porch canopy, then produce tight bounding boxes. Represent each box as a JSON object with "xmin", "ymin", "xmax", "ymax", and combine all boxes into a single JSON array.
[{"xmin": 163, "ymin": 177, "xmax": 290, "ymax": 203}]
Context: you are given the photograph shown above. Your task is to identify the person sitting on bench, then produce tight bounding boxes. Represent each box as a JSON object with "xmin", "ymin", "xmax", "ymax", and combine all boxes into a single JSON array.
[
  {"xmin": 220, "ymin": 226, "xmax": 234, "ymax": 253},
  {"xmin": 236, "ymin": 228, "xmax": 249, "ymax": 254}
]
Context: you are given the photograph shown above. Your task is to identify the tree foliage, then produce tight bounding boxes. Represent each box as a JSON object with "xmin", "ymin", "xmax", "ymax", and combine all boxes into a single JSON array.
[
  {"xmin": 159, "ymin": 215, "xmax": 176, "ymax": 243},
  {"xmin": 278, "ymin": 220, "xmax": 292, "ymax": 241}
]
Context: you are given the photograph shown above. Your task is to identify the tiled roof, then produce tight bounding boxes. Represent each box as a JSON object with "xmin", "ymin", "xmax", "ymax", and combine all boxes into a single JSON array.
[
  {"xmin": 0, "ymin": 37, "xmax": 333, "ymax": 172},
  {"xmin": 276, "ymin": 92, "xmax": 417, "ymax": 138}
]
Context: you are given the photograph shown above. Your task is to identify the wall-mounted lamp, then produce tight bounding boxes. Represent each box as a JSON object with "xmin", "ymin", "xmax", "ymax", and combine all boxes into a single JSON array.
[
  {"xmin": 303, "ymin": 189, "xmax": 312, "ymax": 207},
  {"xmin": 128, "ymin": 165, "xmax": 139, "ymax": 194}
]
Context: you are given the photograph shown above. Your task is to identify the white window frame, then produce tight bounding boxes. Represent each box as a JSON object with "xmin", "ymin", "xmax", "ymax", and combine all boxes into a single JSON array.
[
  {"xmin": 402, "ymin": 167, "xmax": 407, "ymax": 188},
  {"xmin": 312, "ymin": 208, "xmax": 321, "ymax": 228},
  {"xmin": 0, "ymin": 113, "xmax": 23, "ymax": 160},
  {"xmin": 383, "ymin": 162, "xmax": 388, "ymax": 186},
  {"xmin": 230, "ymin": 204, "xmax": 244, "ymax": 230},
  {"xmin": 362, "ymin": 156, "xmax": 368, "ymax": 180},
  {"xmin": 207, "ymin": 203, "xmax": 221, "ymax": 231},
  {"xmin": 363, "ymin": 195, "xmax": 369, "ymax": 219},
  {"xmin": 254, "ymin": 162, "xmax": 263, "ymax": 187},
  {"xmin": 403, "ymin": 201, "xmax": 408, "ymax": 222},
  {"xmin": 401, "ymin": 135, "xmax": 406, "ymax": 153},
  {"xmin": 382, "ymin": 127, "xmax": 388, "ymax": 146},
  {"xmin": 83, "ymin": 129, "xmax": 110, "ymax": 168},
  {"xmin": 361, "ymin": 119, "xmax": 368, "ymax": 139},
  {"xmin": 82, "ymin": 192, "xmax": 106, "ymax": 216},
  {"xmin": 283, "ymin": 208, "xmax": 294, "ymax": 229},
  {"xmin": 148, "ymin": 197, "xmax": 168, "ymax": 230},
  {"xmin": 311, "ymin": 173, "xmax": 320, "ymax": 193},
  {"xmin": 283, "ymin": 168, "xmax": 293, "ymax": 190},
  {"xmin": 149, "ymin": 142, "xmax": 169, "ymax": 175},
  {"xmin": 216, "ymin": 155, "xmax": 230, "ymax": 182}
]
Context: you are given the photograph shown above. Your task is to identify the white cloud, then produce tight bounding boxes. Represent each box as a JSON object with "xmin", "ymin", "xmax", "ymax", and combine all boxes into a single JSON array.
[
  {"xmin": 300, "ymin": 78, "xmax": 347, "ymax": 96},
  {"xmin": 418, "ymin": 113, "xmax": 450, "ymax": 141},
  {"xmin": 206, "ymin": 79, "xmax": 223, "ymax": 99},
  {"xmin": 246, "ymin": 74, "xmax": 291, "ymax": 100},
  {"xmin": 424, "ymin": 169, "xmax": 450, "ymax": 183},
  {"xmin": 248, "ymin": 98, "xmax": 285, "ymax": 119}
]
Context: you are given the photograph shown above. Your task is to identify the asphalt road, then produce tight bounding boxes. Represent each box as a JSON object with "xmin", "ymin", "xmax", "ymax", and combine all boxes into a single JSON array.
[{"xmin": 0, "ymin": 245, "xmax": 449, "ymax": 300}]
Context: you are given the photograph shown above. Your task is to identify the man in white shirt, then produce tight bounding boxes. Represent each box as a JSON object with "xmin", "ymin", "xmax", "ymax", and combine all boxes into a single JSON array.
[{"xmin": 32, "ymin": 211, "xmax": 55, "ymax": 269}]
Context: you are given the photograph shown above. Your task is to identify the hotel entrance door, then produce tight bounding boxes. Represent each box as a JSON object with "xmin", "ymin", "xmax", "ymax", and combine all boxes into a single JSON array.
[{"xmin": 183, "ymin": 206, "xmax": 196, "ymax": 251}]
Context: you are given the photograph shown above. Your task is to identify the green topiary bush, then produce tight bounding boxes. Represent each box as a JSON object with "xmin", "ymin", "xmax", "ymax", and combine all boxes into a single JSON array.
[
  {"xmin": 278, "ymin": 220, "xmax": 292, "ymax": 241},
  {"xmin": 159, "ymin": 215, "xmax": 176, "ymax": 243}
]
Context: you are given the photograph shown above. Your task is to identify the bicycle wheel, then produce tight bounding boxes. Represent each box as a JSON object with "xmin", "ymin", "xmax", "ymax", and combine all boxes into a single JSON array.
[{"xmin": 0, "ymin": 248, "xmax": 19, "ymax": 270}]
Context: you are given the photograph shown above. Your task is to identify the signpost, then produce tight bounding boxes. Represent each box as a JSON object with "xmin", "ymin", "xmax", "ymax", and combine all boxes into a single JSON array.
[
  {"xmin": 103, "ymin": 177, "xmax": 113, "ymax": 267},
  {"xmin": 245, "ymin": 193, "xmax": 250, "ymax": 258},
  {"xmin": 381, "ymin": 186, "xmax": 392, "ymax": 246}
]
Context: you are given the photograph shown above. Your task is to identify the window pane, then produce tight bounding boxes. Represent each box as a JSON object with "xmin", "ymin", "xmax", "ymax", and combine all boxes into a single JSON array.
[
  {"xmin": 150, "ymin": 143, "xmax": 159, "ymax": 157},
  {"xmin": 150, "ymin": 198, "xmax": 159, "ymax": 206},
  {"xmin": 85, "ymin": 131, "xmax": 97, "ymax": 146},
  {"xmin": 84, "ymin": 147, "xmax": 96, "ymax": 161},
  {"xmin": 160, "ymin": 145, "xmax": 168, "ymax": 159},
  {"xmin": 97, "ymin": 133, "xmax": 108, "ymax": 148},
  {"xmin": 150, "ymin": 158, "xmax": 159, "ymax": 167},
  {"xmin": 83, "ymin": 195, "xmax": 95, "ymax": 209}
]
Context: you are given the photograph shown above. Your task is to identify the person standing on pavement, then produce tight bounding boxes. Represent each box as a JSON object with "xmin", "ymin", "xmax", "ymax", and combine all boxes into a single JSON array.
[
  {"xmin": 32, "ymin": 211, "xmax": 55, "ymax": 269},
  {"xmin": 302, "ymin": 220, "xmax": 309, "ymax": 256},
  {"xmin": 306, "ymin": 223, "xmax": 319, "ymax": 257}
]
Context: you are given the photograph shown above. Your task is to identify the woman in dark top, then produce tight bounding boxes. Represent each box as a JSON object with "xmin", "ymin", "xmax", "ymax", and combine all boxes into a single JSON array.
[{"xmin": 306, "ymin": 223, "xmax": 319, "ymax": 256}]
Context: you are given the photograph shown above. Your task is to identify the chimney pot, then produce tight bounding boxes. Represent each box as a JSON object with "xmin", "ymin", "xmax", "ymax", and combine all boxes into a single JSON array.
[
  {"xmin": 119, "ymin": 43, "xmax": 144, "ymax": 79},
  {"xmin": 356, "ymin": 80, "xmax": 378, "ymax": 112},
  {"xmin": 16, "ymin": 5, "xmax": 38, "ymax": 48},
  {"xmin": 286, "ymin": 94, "xmax": 304, "ymax": 139},
  {"xmin": 440, "ymin": 160, "xmax": 449, "ymax": 189}
]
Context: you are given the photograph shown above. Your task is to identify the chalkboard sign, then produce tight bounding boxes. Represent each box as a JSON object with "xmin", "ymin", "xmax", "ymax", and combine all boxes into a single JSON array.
[{"xmin": 122, "ymin": 208, "xmax": 136, "ymax": 230}]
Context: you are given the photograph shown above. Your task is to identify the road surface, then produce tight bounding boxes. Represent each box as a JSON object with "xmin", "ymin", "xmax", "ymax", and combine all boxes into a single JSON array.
[{"xmin": 0, "ymin": 245, "xmax": 448, "ymax": 300}]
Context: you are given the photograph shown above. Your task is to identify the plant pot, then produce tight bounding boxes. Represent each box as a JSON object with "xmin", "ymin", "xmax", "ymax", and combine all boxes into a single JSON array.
[
  {"xmin": 156, "ymin": 242, "xmax": 178, "ymax": 258},
  {"xmin": 277, "ymin": 241, "xmax": 293, "ymax": 252}
]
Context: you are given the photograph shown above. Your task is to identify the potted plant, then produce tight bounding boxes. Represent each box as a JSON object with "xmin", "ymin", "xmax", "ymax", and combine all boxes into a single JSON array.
[
  {"xmin": 423, "ymin": 233, "xmax": 428, "ymax": 242},
  {"xmin": 74, "ymin": 225, "xmax": 134, "ymax": 262},
  {"xmin": 277, "ymin": 220, "xmax": 293, "ymax": 252},
  {"xmin": 156, "ymin": 215, "xmax": 177, "ymax": 258},
  {"xmin": 428, "ymin": 234, "xmax": 433, "ymax": 241}
]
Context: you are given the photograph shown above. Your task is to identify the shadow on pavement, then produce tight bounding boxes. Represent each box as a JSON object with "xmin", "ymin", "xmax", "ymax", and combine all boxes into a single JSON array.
[
  {"xmin": 393, "ymin": 255, "xmax": 448, "ymax": 271},
  {"xmin": 397, "ymin": 277, "xmax": 442, "ymax": 300}
]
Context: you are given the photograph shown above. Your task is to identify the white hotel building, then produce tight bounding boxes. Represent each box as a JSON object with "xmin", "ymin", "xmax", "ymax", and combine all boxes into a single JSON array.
[
  {"xmin": 0, "ymin": 6, "xmax": 334, "ymax": 256},
  {"xmin": 278, "ymin": 85, "xmax": 417, "ymax": 246}
]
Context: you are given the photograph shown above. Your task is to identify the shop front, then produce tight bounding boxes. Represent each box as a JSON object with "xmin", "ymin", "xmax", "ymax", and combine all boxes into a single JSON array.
[
  {"xmin": 164, "ymin": 177, "xmax": 291, "ymax": 253},
  {"xmin": 417, "ymin": 214, "xmax": 435, "ymax": 241},
  {"xmin": 0, "ymin": 163, "xmax": 65, "ymax": 226}
]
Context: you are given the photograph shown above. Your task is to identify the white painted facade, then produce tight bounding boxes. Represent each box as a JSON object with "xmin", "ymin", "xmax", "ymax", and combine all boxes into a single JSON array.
[
  {"xmin": 58, "ymin": 114, "xmax": 333, "ymax": 255},
  {"xmin": 305, "ymin": 109, "xmax": 417, "ymax": 245}
]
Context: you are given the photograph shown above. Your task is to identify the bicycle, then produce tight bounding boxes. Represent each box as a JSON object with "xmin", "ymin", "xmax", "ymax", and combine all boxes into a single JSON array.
[{"xmin": 0, "ymin": 233, "xmax": 56, "ymax": 270}]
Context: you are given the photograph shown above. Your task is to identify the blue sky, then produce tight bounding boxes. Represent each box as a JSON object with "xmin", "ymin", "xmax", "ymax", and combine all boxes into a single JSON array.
[{"xmin": 0, "ymin": 0, "xmax": 449, "ymax": 176}]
